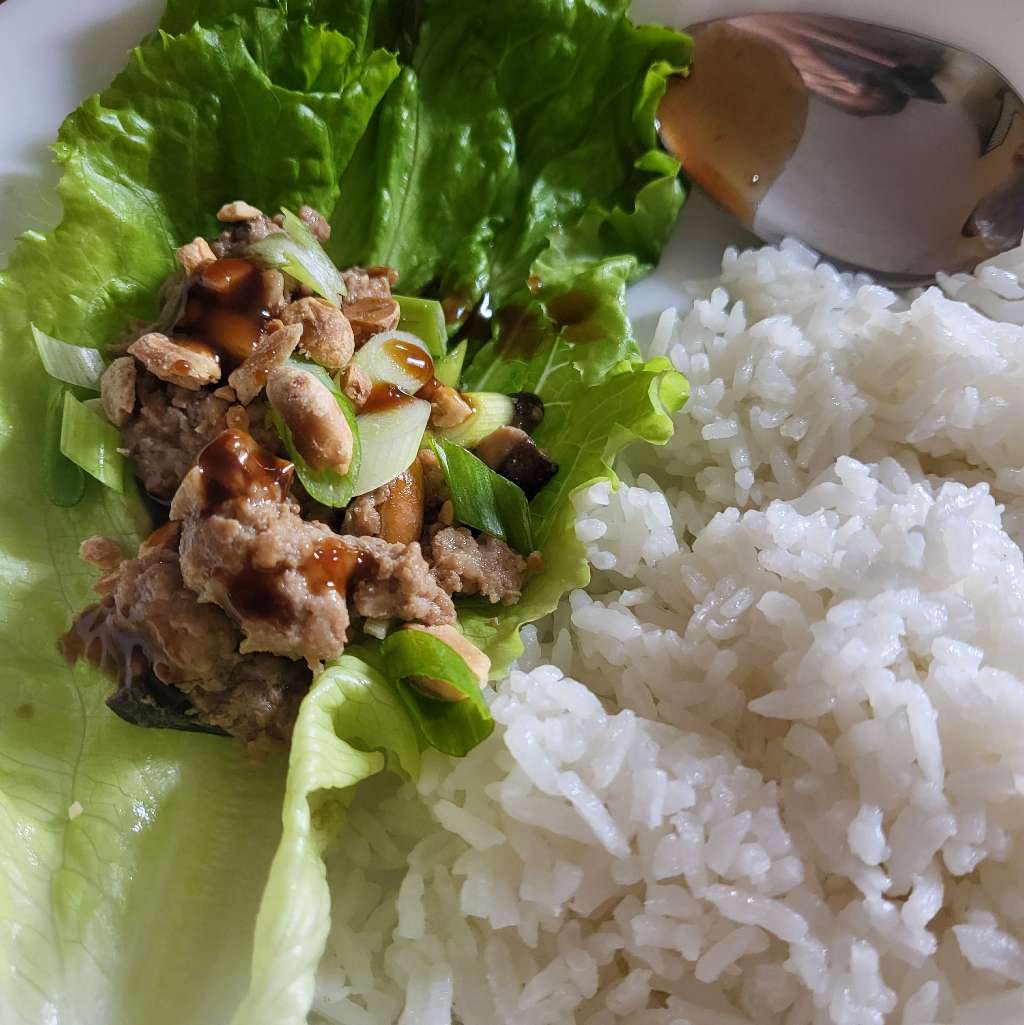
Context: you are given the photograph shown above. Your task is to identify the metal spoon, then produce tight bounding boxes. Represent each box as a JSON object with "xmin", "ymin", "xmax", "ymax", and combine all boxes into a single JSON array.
[{"xmin": 657, "ymin": 13, "xmax": 1024, "ymax": 284}]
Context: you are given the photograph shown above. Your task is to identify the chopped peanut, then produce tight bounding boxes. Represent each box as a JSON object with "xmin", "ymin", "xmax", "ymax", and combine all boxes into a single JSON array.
[
  {"xmin": 281, "ymin": 297, "xmax": 355, "ymax": 369},
  {"xmin": 266, "ymin": 365, "xmax": 354, "ymax": 473},
  {"xmin": 100, "ymin": 356, "xmax": 137, "ymax": 427},
  {"xmin": 405, "ymin": 623, "xmax": 490, "ymax": 701},
  {"xmin": 428, "ymin": 384, "xmax": 473, "ymax": 429},
  {"xmin": 216, "ymin": 200, "xmax": 263, "ymax": 222},
  {"xmin": 128, "ymin": 332, "xmax": 220, "ymax": 390},
  {"xmin": 344, "ymin": 296, "xmax": 400, "ymax": 346},
  {"xmin": 175, "ymin": 236, "xmax": 216, "ymax": 275},
  {"xmin": 339, "ymin": 364, "xmax": 372, "ymax": 407},
  {"xmin": 227, "ymin": 322, "xmax": 302, "ymax": 405}
]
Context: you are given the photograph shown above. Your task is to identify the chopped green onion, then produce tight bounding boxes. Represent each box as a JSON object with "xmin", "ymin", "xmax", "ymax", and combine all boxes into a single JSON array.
[
  {"xmin": 32, "ymin": 324, "xmax": 105, "ymax": 390},
  {"xmin": 431, "ymin": 436, "xmax": 533, "ymax": 554},
  {"xmin": 433, "ymin": 339, "xmax": 467, "ymax": 388},
  {"xmin": 248, "ymin": 207, "xmax": 346, "ymax": 306},
  {"xmin": 271, "ymin": 360, "xmax": 361, "ymax": 507},
  {"xmin": 395, "ymin": 295, "xmax": 447, "ymax": 359},
  {"xmin": 435, "ymin": 392, "xmax": 513, "ymax": 448},
  {"xmin": 352, "ymin": 330, "xmax": 433, "ymax": 393},
  {"xmin": 44, "ymin": 384, "xmax": 86, "ymax": 507},
  {"xmin": 60, "ymin": 392, "xmax": 125, "ymax": 493},
  {"xmin": 381, "ymin": 628, "xmax": 493, "ymax": 757},
  {"xmin": 353, "ymin": 396, "xmax": 431, "ymax": 495}
]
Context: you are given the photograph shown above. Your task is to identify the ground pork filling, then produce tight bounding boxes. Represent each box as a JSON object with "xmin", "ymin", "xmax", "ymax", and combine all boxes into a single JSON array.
[{"xmin": 63, "ymin": 201, "xmax": 544, "ymax": 747}]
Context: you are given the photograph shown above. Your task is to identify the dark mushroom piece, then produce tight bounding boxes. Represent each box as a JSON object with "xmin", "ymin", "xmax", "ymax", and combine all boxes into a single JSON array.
[
  {"xmin": 510, "ymin": 392, "xmax": 546, "ymax": 433},
  {"xmin": 473, "ymin": 426, "xmax": 559, "ymax": 499}
]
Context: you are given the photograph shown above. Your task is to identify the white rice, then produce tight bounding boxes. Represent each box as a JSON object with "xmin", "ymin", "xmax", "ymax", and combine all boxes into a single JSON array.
[{"xmin": 312, "ymin": 241, "xmax": 1024, "ymax": 1025}]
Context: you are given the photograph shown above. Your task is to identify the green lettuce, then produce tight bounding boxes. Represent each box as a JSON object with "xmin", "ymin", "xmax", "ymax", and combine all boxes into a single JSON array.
[
  {"xmin": 0, "ymin": 2, "xmax": 690, "ymax": 1022},
  {"xmin": 0, "ymin": 14, "xmax": 398, "ymax": 1025},
  {"xmin": 327, "ymin": 0, "xmax": 690, "ymax": 310},
  {"xmin": 232, "ymin": 656, "xmax": 419, "ymax": 1025}
]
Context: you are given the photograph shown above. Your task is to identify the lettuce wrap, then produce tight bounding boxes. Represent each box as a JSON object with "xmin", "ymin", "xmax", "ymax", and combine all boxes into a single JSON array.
[{"xmin": 0, "ymin": 2, "xmax": 690, "ymax": 1022}]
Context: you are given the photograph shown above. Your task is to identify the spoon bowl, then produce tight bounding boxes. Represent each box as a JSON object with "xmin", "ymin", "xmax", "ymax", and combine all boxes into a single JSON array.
[{"xmin": 657, "ymin": 13, "xmax": 1024, "ymax": 283}]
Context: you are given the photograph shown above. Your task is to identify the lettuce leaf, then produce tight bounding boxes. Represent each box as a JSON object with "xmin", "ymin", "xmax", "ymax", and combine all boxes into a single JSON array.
[
  {"xmin": 230, "ymin": 656, "xmax": 419, "ymax": 1025},
  {"xmin": 327, "ymin": 0, "xmax": 690, "ymax": 310},
  {"xmin": 0, "ymin": 2, "xmax": 690, "ymax": 1022},
  {"xmin": 458, "ymin": 235, "xmax": 689, "ymax": 671},
  {"xmin": 0, "ymin": 14, "xmax": 397, "ymax": 1025}
]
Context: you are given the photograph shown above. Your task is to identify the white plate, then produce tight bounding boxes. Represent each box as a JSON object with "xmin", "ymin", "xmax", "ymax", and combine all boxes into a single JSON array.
[{"xmin": 1, "ymin": 0, "xmax": 1022, "ymax": 333}]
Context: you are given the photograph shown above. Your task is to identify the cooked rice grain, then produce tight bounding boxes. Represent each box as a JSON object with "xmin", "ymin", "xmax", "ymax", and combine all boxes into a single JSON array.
[{"xmin": 312, "ymin": 241, "xmax": 1024, "ymax": 1025}]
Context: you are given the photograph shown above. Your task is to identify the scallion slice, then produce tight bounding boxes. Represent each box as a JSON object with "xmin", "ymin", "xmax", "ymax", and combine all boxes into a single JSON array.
[
  {"xmin": 60, "ymin": 392, "xmax": 125, "ymax": 493},
  {"xmin": 248, "ymin": 207, "xmax": 346, "ymax": 306},
  {"xmin": 271, "ymin": 360, "xmax": 361, "ymax": 507},
  {"xmin": 353, "ymin": 396, "xmax": 431, "ymax": 495},
  {"xmin": 352, "ymin": 330, "xmax": 433, "ymax": 394},
  {"xmin": 433, "ymin": 339, "xmax": 467, "ymax": 388},
  {"xmin": 430, "ymin": 436, "xmax": 533, "ymax": 554},
  {"xmin": 434, "ymin": 392, "xmax": 513, "ymax": 448},
  {"xmin": 32, "ymin": 324, "xmax": 105, "ymax": 390},
  {"xmin": 44, "ymin": 384, "xmax": 86, "ymax": 507},
  {"xmin": 381, "ymin": 628, "xmax": 494, "ymax": 757},
  {"xmin": 395, "ymin": 295, "xmax": 447, "ymax": 359}
]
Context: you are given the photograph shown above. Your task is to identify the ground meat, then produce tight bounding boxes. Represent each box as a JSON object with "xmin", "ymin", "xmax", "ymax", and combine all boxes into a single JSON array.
[
  {"xmin": 341, "ymin": 265, "xmax": 397, "ymax": 303},
  {"xmin": 64, "ymin": 527, "xmax": 311, "ymax": 746},
  {"xmin": 210, "ymin": 214, "xmax": 281, "ymax": 258},
  {"xmin": 121, "ymin": 373, "xmax": 277, "ymax": 498},
  {"xmin": 121, "ymin": 376, "xmax": 230, "ymax": 498},
  {"xmin": 298, "ymin": 205, "xmax": 331, "ymax": 242},
  {"xmin": 172, "ymin": 435, "xmax": 453, "ymax": 666},
  {"xmin": 79, "ymin": 535, "xmax": 123, "ymax": 573},
  {"xmin": 174, "ymin": 470, "xmax": 352, "ymax": 666},
  {"xmin": 185, "ymin": 654, "xmax": 309, "ymax": 748},
  {"xmin": 349, "ymin": 536, "xmax": 454, "ymax": 624},
  {"xmin": 64, "ymin": 532, "xmax": 240, "ymax": 687},
  {"xmin": 342, "ymin": 492, "xmax": 382, "ymax": 537},
  {"xmin": 429, "ymin": 526, "xmax": 527, "ymax": 605}
]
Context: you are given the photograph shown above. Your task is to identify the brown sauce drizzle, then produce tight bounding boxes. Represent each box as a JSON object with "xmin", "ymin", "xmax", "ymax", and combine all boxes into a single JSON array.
[
  {"xmin": 384, "ymin": 336, "xmax": 434, "ymax": 387},
  {"xmin": 494, "ymin": 305, "xmax": 547, "ymax": 361},
  {"xmin": 442, "ymin": 293, "xmax": 471, "ymax": 326},
  {"xmin": 545, "ymin": 289, "xmax": 604, "ymax": 343},
  {"xmin": 196, "ymin": 429, "xmax": 294, "ymax": 510},
  {"xmin": 190, "ymin": 430, "xmax": 375, "ymax": 624},
  {"xmin": 657, "ymin": 21, "xmax": 809, "ymax": 224},
  {"xmin": 171, "ymin": 257, "xmax": 270, "ymax": 372},
  {"xmin": 361, "ymin": 381, "xmax": 416, "ymax": 414},
  {"xmin": 455, "ymin": 293, "xmax": 494, "ymax": 343},
  {"xmin": 300, "ymin": 538, "xmax": 372, "ymax": 595},
  {"xmin": 222, "ymin": 538, "xmax": 372, "ymax": 626},
  {"xmin": 223, "ymin": 563, "xmax": 290, "ymax": 625}
]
